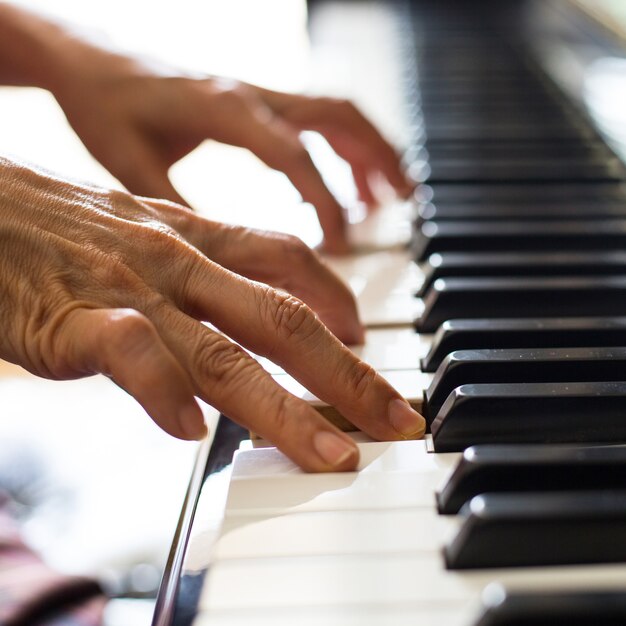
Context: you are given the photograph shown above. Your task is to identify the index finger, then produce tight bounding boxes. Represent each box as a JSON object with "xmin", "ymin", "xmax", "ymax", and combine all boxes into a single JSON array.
[{"xmin": 169, "ymin": 255, "xmax": 426, "ymax": 442}]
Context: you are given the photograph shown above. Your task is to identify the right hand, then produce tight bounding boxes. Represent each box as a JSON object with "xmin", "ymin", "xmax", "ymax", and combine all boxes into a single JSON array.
[{"xmin": 0, "ymin": 157, "xmax": 425, "ymax": 472}]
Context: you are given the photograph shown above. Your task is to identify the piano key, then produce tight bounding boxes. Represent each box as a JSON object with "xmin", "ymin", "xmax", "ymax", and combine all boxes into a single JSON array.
[
  {"xmin": 474, "ymin": 586, "xmax": 626, "ymax": 626},
  {"xmin": 214, "ymin": 508, "xmax": 455, "ymax": 561},
  {"xmin": 413, "ymin": 220, "xmax": 626, "ymax": 262},
  {"xmin": 416, "ymin": 276, "xmax": 626, "ymax": 333},
  {"xmin": 418, "ymin": 251, "xmax": 626, "ymax": 297},
  {"xmin": 224, "ymin": 440, "xmax": 458, "ymax": 515},
  {"xmin": 422, "ymin": 122, "xmax": 593, "ymax": 142},
  {"xmin": 417, "ymin": 200, "xmax": 626, "ymax": 223},
  {"xmin": 256, "ymin": 327, "xmax": 426, "ymax": 375},
  {"xmin": 437, "ymin": 444, "xmax": 626, "ymax": 514},
  {"xmin": 423, "ymin": 181, "xmax": 626, "ymax": 204},
  {"xmin": 194, "ymin": 606, "xmax": 471, "ymax": 626},
  {"xmin": 272, "ymin": 369, "xmax": 427, "ymax": 431},
  {"xmin": 324, "ymin": 250, "xmax": 424, "ymax": 327},
  {"xmin": 431, "ymin": 381, "xmax": 626, "ymax": 452},
  {"xmin": 421, "ymin": 317, "xmax": 626, "ymax": 373},
  {"xmin": 424, "ymin": 157, "xmax": 625, "ymax": 183},
  {"xmin": 425, "ymin": 346, "xmax": 626, "ymax": 419},
  {"xmin": 445, "ymin": 491, "xmax": 626, "ymax": 570}
]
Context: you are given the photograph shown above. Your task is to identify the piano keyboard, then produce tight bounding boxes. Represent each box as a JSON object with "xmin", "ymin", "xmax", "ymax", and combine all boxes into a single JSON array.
[{"xmin": 185, "ymin": 1, "xmax": 626, "ymax": 624}]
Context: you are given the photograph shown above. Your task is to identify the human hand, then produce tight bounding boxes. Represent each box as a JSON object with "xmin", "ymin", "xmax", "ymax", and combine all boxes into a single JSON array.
[
  {"xmin": 47, "ymin": 48, "xmax": 411, "ymax": 253},
  {"xmin": 0, "ymin": 157, "xmax": 425, "ymax": 471}
]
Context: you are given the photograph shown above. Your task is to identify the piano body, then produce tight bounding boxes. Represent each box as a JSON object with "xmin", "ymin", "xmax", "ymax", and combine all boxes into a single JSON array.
[{"xmin": 154, "ymin": 1, "xmax": 626, "ymax": 624}]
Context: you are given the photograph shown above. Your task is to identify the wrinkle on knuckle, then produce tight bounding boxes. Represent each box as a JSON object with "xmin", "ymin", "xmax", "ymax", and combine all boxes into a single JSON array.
[
  {"xmin": 104, "ymin": 309, "xmax": 155, "ymax": 359},
  {"xmin": 343, "ymin": 359, "xmax": 378, "ymax": 403},
  {"xmin": 194, "ymin": 335, "xmax": 252, "ymax": 393},
  {"xmin": 265, "ymin": 387, "xmax": 297, "ymax": 436},
  {"xmin": 265, "ymin": 288, "xmax": 318, "ymax": 343}
]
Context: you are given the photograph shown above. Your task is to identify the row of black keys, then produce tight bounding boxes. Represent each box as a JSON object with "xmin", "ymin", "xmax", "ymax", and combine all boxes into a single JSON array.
[
  {"xmin": 405, "ymin": 1, "xmax": 626, "ymax": 623},
  {"xmin": 438, "ymin": 443, "xmax": 626, "ymax": 571}
]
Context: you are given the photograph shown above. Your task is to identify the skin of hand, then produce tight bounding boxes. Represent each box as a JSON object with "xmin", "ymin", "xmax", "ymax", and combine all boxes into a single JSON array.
[
  {"xmin": 0, "ymin": 157, "xmax": 426, "ymax": 472},
  {"xmin": 0, "ymin": 4, "xmax": 414, "ymax": 254}
]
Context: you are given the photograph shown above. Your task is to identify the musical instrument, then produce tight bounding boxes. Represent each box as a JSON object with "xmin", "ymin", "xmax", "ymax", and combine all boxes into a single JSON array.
[{"xmin": 153, "ymin": 1, "xmax": 626, "ymax": 624}]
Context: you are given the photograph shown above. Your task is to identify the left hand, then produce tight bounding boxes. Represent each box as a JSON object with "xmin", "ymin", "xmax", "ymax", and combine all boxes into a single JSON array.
[{"xmin": 50, "ymin": 53, "xmax": 412, "ymax": 253}]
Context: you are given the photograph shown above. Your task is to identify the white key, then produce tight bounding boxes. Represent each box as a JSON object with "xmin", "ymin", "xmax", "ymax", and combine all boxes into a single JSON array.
[
  {"xmin": 271, "ymin": 369, "xmax": 429, "ymax": 425},
  {"xmin": 254, "ymin": 326, "xmax": 431, "ymax": 375},
  {"xmin": 193, "ymin": 603, "xmax": 473, "ymax": 626},
  {"xmin": 224, "ymin": 441, "xmax": 458, "ymax": 516},
  {"xmin": 324, "ymin": 250, "xmax": 424, "ymax": 327}
]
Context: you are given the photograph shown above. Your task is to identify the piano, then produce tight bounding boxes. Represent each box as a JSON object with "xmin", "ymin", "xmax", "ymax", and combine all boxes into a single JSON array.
[{"xmin": 153, "ymin": 1, "xmax": 626, "ymax": 624}]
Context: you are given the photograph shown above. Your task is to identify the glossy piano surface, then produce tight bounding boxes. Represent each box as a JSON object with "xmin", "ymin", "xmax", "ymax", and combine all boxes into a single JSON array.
[{"xmin": 155, "ymin": 1, "xmax": 626, "ymax": 625}]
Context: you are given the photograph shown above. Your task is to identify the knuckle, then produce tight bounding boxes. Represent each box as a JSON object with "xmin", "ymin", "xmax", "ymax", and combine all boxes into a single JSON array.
[
  {"xmin": 265, "ymin": 289, "xmax": 319, "ymax": 342},
  {"xmin": 344, "ymin": 359, "xmax": 378, "ymax": 402},
  {"xmin": 265, "ymin": 386, "xmax": 295, "ymax": 436},
  {"xmin": 105, "ymin": 309, "xmax": 156, "ymax": 356},
  {"xmin": 210, "ymin": 80, "xmax": 249, "ymax": 112},
  {"xmin": 107, "ymin": 309, "xmax": 154, "ymax": 348},
  {"xmin": 280, "ymin": 234, "xmax": 313, "ymax": 267},
  {"xmin": 194, "ymin": 335, "xmax": 252, "ymax": 391}
]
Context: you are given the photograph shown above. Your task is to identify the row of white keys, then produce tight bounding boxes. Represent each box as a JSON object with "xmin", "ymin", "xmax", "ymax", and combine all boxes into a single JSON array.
[{"xmin": 196, "ymin": 440, "xmax": 626, "ymax": 625}]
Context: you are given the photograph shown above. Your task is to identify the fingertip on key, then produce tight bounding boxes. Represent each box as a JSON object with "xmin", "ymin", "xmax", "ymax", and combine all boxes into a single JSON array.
[
  {"xmin": 313, "ymin": 430, "xmax": 359, "ymax": 470},
  {"xmin": 388, "ymin": 398, "xmax": 426, "ymax": 439}
]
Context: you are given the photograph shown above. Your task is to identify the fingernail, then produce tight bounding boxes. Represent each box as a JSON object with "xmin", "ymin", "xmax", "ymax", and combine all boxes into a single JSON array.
[
  {"xmin": 388, "ymin": 399, "xmax": 426, "ymax": 439},
  {"xmin": 179, "ymin": 402, "xmax": 208, "ymax": 440},
  {"xmin": 313, "ymin": 431, "xmax": 358, "ymax": 468}
]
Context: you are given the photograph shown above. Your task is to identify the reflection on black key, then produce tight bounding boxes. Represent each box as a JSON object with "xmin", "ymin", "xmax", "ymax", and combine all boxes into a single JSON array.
[
  {"xmin": 474, "ymin": 587, "xmax": 626, "ymax": 626},
  {"xmin": 425, "ymin": 158, "xmax": 624, "ymax": 183},
  {"xmin": 418, "ymin": 251, "xmax": 626, "ymax": 297},
  {"xmin": 437, "ymin": 444, "xmax": 626, "ymax": 514},
  {"xmin": 421, "ymin": 317, "xmax": 626, "ymax": 373},
  {"xmin": 431, "ymin": 381, "xmax": 626, "ymax": 452},
  {"xmin": 445, "ymin": 491, "xmax": 626, "ymax": 569},
  {"xmin": 422, "ymin": 182, "xmax": 626, "ymax": 205},
  {"xmin": 413, "ymin": 220, "xmax": 626, "ymax": 262},
  {"xmin": 425, "ymin": 346, "xmax": 626, "ymax": 419},
  {"xmin": 417, "ymin": 201, "xmax": 626, "ymax": 223},
  {"xmin": 416, "ymin": 276, "xmax": 626, "ymax": 333}
]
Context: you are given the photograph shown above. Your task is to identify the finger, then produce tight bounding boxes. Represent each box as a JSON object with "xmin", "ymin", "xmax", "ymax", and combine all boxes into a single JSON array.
[
  {"xmin": 147, "ymin": 306, "xmax": 360, "ymax": 472},
  {"xmin": 57, "ymin": 307, "xmax": 206, "ymax": 440},
  {"xmin": 257, "ymin": 90, "xmax": 414, "ymax": 197},
  {"xmin": 140, "ymin": 201, "xmax": 364, "ymax": 344},
  {"xmin": 198, "ymin": 92, "xmax": 349, "ymax": 254},
  {"xmin": 105, "ymin": 130, "xmax": 190, "ymax": 207},
  {"xmin": 351, "ymin": 163, "xmax": 377, "ymax": 207},
  {"xmin": 165, "ymin": 260, "xmax": 425, "ymax": 442}
]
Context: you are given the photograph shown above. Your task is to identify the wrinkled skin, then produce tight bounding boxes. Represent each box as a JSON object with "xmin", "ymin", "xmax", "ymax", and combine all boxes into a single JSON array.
[{"xmin": 0, "ymin": 157, "xmax": 425, "ymax": 471}]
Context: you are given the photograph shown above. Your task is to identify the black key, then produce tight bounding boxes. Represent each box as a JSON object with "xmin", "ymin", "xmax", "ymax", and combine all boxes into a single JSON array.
[
  {"xmin": 425, "ymin": 157, "xmax": 624, "ymax": 183},
  {"xmin": 475, "ymin": 588, "xmax": 626, "ymax": 626},
  {"xmin": 422, "ymin": 182, "xmax": 626, "ymax": 205},
  {"xmin": 420, "ymin": 139, "xmax": 609, "ymax": 159},
  {"xmin": 431, "ymin": 381, "xmax": 626, "ymax": 452},
  {"xmin": 425, "ymin": 346, "xmax": 626, "ymax": 420},
  {"xmin": 437, "ymin": 444, "xmax": 626, "ymax": 514},
  {"xmin": 417, "ymin": 201, "xmax": 626, "ymax": 223},
  {"xmin": 418, "ymin": 251, "xmax": 626, "ymax": 297},
  {"xmin": 445, "ymin": 490, "xmax": 626, "ymax": 569},
  {"xmin": 421, "ymin": 317, "xmax": 626, "ymax": 373},
  {"xmin": 416, "ymin": 276, "xmax": 626, "ymax": 333},
  {"xmin": 413, "ymin": 220, "xmax": 626, "ymax": 262},
  {"xmin": 423, "ymin": 122, "xmax": 591, "ymax": 142}
]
